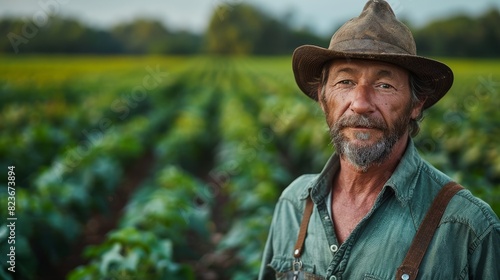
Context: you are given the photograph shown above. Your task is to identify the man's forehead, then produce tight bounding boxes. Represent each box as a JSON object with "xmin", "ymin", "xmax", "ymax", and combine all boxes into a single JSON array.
[{"xmin": 328, "ymin": 59, "xmax": 409, "ymax": 77}]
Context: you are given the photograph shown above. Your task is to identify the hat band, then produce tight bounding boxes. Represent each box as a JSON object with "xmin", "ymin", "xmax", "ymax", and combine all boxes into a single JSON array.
[{"xmin": 330, "ymin": 39, "xmax": 413, "ymax": 55}]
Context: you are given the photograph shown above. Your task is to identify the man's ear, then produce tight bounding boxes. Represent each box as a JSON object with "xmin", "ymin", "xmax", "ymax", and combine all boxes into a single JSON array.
[{"xmin": 411, "ymin": 97, "xmax": 427, "ymax": 119}]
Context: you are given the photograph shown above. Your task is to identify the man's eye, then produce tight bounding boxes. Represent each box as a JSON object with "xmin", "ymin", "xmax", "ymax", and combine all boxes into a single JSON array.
[
  {"xmin": 378, "ymin": 83, "xmax": 393, "ymax": 89},
  {"xmin": 337, "ymin": 80, "xmax": 353, "ymax": 85}
]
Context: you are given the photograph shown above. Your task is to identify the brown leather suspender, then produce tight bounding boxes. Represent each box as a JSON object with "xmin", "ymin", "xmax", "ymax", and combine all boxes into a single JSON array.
[
  {"xmin": 292, "ymin": 196, "xmax": 314, "ymax": 279},
  {"xmin": 293, "ymin": 182, "xmax": 464, "ymax": 280},
  {"xmin": 293, "ymin": 196, "xmax": 314, "ymax": 259},
  {"xmin": 395, "ymin": 181, "xmax": 464, "ymax": 280}
]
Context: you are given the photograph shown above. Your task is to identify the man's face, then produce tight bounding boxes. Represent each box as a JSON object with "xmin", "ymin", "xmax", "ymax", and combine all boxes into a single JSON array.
[{"xmin": 319, "ymin": 59, "xmax": 423, "ymax": 171}]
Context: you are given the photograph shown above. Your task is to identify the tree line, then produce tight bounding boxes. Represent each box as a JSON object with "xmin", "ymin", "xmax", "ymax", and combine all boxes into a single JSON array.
[{"xmin": 0, "ymin": 3, "xmax": 498, "ymax": 57}]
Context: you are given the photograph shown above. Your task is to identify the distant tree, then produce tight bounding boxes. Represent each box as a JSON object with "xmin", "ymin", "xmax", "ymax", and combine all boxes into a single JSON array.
[
  {"xmin": 205, "ymin": 4, "xmax": 266, "ymax": 54},
  {"xmin": 414, "ymin": 8, "xmax": 500, "ymax": 57},
  {"xmin": 0, "ymin": 18, "xmax": 24, "ymax": 52},
  {"xmin": 163, "ymin": 30, "xmax": 202, "ymax": 54},
  {"xmin": 288, "ymin": 27, "xmax": 329, "ymax": 52},
  {"xmin": 0, "ymin": 17, "xmax": 122, "ymax": 54},
  {"xmin": 253, "ymin": 17, "xmax": 289, "ymax": 55},
  {"xmin": 478, "ymin": 9, "xmax": 500, "ymax": 57},
  {"xmin": 205, "ymin": 3, "xmax": 328, "ymax": 55},
  {"xmin": 111, "ymin": 19, "xmax": 202, "ymax": 54},
  {"xmin": 111, "ymin": 19, "xmax": 170, "ymax": 54}
]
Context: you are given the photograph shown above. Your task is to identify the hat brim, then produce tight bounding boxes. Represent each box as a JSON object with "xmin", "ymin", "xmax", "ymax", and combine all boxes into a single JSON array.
[{"xmin": 292, "ymin": 45, "xmax": 453, "ymax": 110}]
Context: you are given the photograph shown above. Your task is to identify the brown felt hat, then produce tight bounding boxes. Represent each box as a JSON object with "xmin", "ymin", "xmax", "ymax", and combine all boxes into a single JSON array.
[{"xmin": 292, "ymin": 0, "xmax": 453, "ymax": 109}]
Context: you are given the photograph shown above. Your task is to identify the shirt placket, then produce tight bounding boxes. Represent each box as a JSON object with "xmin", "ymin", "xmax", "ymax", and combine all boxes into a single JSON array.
[
  {"xmin": 316, "ymin": 199, "xmax": 344, "ymax": 278},
  {"xmin": 316, "ymin": 186, "xmax": 393, "ymax": 280}
]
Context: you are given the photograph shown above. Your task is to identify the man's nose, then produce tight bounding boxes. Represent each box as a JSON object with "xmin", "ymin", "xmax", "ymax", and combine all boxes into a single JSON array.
[{"xmin": 350, "ymin": 84, "xmax": 375, "ymax": 115}]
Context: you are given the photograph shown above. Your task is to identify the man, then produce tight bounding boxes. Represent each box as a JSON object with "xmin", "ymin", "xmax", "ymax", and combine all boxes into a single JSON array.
[{"xmin": 259, "ymin": 0, "xmax": 500, "ymax": 279}]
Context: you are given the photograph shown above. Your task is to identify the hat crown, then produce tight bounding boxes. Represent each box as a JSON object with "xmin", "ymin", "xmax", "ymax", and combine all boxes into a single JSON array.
[{"xmin": 329, "ymin": 0, "xmax": 416, "ymax": 55}]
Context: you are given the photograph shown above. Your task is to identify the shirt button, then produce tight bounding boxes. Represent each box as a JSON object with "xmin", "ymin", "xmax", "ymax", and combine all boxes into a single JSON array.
[
  {"xmin": 330, "ymin": 244, "xmax": 338, "ymax": 253},
  {"xmin": 329, "ymin": 276, "xmax": 337, "ymax": 280}
]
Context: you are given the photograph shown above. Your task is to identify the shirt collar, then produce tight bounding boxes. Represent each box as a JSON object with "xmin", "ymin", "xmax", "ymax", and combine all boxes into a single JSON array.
[
  {"xmin": 303, "ymin": 138, "xmax": 423, "ymax": 206},
  {"xmin": 384, "ymin": 138, "xmax": 423, "ymax": 206},
  {"xmin": 300, "ymin": 153, "xmax": 340, "ymax": 203}
]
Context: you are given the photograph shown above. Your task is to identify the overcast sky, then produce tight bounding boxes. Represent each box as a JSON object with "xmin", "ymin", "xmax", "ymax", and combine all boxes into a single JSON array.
[{"xmin": 1, "ymin": 0, "xmax": 499, "ymax": 36}]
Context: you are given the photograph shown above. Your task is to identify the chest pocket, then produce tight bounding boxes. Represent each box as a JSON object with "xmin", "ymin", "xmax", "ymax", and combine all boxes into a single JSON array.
[
  {"xmin": 270, "ymin": 258, "xmax": 325, "ymax": 280},
  {"xmin": 275, "ymin": 271, "xmax": 325, "ymax": 280}
]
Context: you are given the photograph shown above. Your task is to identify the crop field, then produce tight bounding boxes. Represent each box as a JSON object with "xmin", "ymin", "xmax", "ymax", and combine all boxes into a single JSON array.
[{"xmin": 0, "ymin": 55, "xmax": 499, "ymax": 279}]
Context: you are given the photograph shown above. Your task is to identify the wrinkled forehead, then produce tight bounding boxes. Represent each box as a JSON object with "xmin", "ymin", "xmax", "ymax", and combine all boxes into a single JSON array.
[{"xmin": 327, "ymin": 58, "xmax": 410, "ymax": 78}]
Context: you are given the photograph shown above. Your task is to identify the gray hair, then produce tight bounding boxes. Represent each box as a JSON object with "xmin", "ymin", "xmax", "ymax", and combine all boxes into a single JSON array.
[{"xmin": 408, "ymin": 74, "xmax": 434, "ymax": 137}]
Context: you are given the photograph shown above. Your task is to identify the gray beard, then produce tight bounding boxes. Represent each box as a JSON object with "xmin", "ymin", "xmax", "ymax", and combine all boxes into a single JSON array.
[{"xmin": 330, "ymin": 115, "xmax": 408, "ymax": 172}]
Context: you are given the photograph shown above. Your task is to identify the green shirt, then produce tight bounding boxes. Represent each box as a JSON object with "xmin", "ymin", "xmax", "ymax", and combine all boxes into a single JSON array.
[{"xmin": 259, "ymin": 139, "xmax": 500, "ymax": 279}]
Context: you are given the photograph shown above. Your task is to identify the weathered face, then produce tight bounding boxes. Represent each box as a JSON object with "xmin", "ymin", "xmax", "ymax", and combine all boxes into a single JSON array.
[{"xmin": 319, "ymin": 59, "xmax": 424, "ymax": 171}]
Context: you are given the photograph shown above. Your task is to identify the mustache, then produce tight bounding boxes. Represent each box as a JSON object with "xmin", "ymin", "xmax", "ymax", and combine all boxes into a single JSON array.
[{"xmin": 335, "ymin": 115, "xmax": 387, "ymax": 130}]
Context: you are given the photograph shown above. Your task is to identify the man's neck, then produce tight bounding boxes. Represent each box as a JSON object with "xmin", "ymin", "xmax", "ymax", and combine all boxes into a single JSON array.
[{"xmin": 333, "ymin": 136, "xmax": 410, "ymax": 202}]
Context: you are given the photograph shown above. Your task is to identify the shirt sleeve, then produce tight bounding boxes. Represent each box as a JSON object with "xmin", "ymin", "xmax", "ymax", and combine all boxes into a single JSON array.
[
  {"xmin": 258, "ymin": 208, "xmax": 277, "ymax": 280},
  {"xmin": 468, "ymin": 223, "xmax": 500, "ymax": 279}
]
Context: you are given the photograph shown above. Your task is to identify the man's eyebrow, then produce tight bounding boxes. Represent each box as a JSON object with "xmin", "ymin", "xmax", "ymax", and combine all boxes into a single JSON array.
[
  {"xmin": 331, "ymin": 67, "xmax": 357, "ymax": 75},
  {"xmin": 330, "ymin": 67, "xmax": 396, "ymax": 78},
  {"xmin": 375, "ymin": 69, "xmax": 394, "ymax": 78}
]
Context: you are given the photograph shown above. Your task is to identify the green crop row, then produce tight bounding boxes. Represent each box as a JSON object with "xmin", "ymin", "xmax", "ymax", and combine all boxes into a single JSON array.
[{"xmin": 0, "ymin": 56, "xmax": 186, "ymax": 279}]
